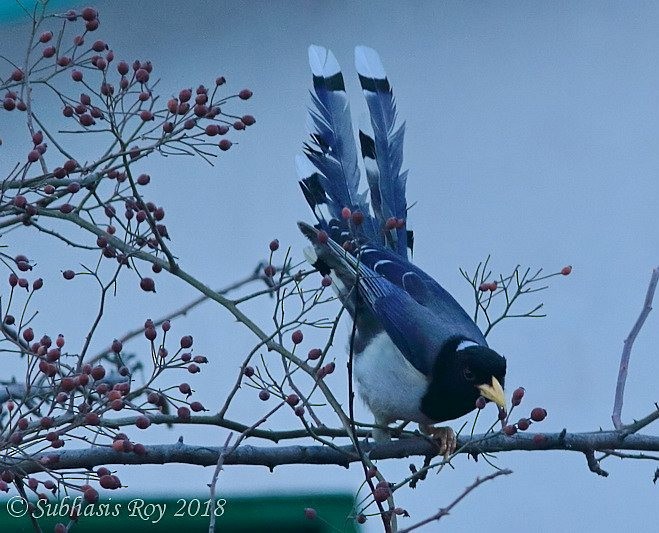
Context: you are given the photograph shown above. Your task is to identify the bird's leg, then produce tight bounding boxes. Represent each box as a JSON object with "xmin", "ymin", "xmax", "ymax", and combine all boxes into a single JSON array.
[
  {"xmin": 371, "ymin": 416, "xmax": 393, "ymax": 443},
  {"xmin": 419, "ymin": 423, "xmax": 456, "ymax": 459}
]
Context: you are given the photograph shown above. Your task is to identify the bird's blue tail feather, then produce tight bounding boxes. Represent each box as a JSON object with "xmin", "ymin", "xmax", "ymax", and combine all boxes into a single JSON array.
[{"xmin": 298, "ymin": 45, "xmax": 412, "ymax": 257}]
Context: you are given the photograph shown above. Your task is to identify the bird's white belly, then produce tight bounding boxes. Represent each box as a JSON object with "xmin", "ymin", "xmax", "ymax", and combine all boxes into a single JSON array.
[{"xmin": 354, "ymin": 332, "xmax": 432, "ymax": 425}]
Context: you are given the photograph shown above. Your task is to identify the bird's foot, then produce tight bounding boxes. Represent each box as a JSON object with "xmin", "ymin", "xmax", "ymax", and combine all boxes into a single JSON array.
[{"xmin": 420, "ymin": 424, "xmax": 456, "ymax": 459}]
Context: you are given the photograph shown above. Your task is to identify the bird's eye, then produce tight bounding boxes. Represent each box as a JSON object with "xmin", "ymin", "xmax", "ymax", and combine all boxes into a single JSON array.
[{"xmin": 463, "ymin": 367, "xmax": 474, "ymax": 381}]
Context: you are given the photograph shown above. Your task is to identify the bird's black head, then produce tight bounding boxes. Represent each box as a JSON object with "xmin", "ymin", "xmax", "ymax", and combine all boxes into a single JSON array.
[{"xmin": 421, "ymin": 337, "xmax": 507, "ymax": 423}]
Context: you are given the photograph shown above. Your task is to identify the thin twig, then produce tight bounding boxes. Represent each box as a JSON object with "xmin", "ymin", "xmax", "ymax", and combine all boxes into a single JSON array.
[
  {"xmin": 612, "ymin": 267, "xmax": 659, "ymax": 429},
  {"xmin": 397, "ymin": 469, "xmax": 512, "ymax": 533}
]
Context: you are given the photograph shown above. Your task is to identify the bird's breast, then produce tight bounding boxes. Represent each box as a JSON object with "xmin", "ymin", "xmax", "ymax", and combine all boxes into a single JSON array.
[{"xmin": 354, "ymin": 331, "xmax": 433, "ymax": 425}]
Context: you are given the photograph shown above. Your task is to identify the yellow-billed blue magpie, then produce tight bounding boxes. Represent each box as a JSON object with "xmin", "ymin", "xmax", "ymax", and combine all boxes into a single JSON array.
[{"xmin": 297, "ymin": 45, "xmax": 506, "ymax": 454}]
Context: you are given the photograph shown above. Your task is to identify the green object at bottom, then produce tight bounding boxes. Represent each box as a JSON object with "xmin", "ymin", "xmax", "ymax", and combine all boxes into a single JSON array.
[{"xmin": 0, "ymin": 493, "xmax": 359, "ymax": 532}]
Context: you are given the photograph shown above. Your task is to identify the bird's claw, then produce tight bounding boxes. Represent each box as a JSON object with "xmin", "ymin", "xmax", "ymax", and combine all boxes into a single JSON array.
[{"xmin": 421, "ymin": 424, "xmax": 456, "ymax": 459}]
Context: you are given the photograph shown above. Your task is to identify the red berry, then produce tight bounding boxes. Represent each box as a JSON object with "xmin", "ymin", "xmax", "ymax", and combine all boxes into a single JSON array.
[
  {"xmin": 92, "ymin": 40, "xmax": 106, "ymax": 52},
  {"xmin": 243, "ymin": 366, "xmax": 254, "ymax": 378},
  {"xmin": 11, "ymin": 69, "xmax": 24, "ymax": 82},
  {"xmin": 42, "ymin": 46, "xmax": 56, "ymax": 58},
  {"xmin": 286, "ymin": 394, "xmax": 300, "ymax": 406},
  {"xmin": 530, "ymin": 407, "xmax": 547, "ymax": 422},
  {"xmin": 73, "ymin": 35, "xmax": 84, "ymax": 46},
  {"xmin": 241, "ymin": 114, "xmax": 256, "ymax": 126},
  {"xmin": 140, "ymin": 277, "xmax": 155, "ymax": 292},
  {"xmin": 532, "ymin": 434, "xmax": 547, "ymax": 446},
  {"xmin": 307, "ymin": 348, "xmax": 322, "ymax": 360},
  {"xmin": 135, "ymin": 416, "xmax": 151, "ymax": 429},
  {"xmin": 133, "ymin": 443, "xmax": 146, "ymax": 455},
  {"xmin": 187, "ymin": 363, "xmax": 200, "ymax": 374},
  {"xmin": 511, "ymin": 387, "xmax": 525, "ymax": 407},
  {"xmin": 80, "ymin": 114, "xmax": 95, "ymax": 126},
  {"xmin": 180, "ymin": 335, "xmax": 193, "ymax": 349},
  {"xmin": 71, "ymin": 70, "xmax": 83, "ymax": 82},
  {"xmin": 23, "ymin": 328, "xmax": 34, "ymax": 342},
  {"xmin": 269, "ymin": 239, "xmax": 279, "ymax": 251},
  {"xmin": 135, "ymin": 69, "xmax": 149, "ymax": 84},
  {"xmin": 561, "ymin": 265, "xmax": 572, "ymax": 276},
  {"xmin": 91, "ymin": 365, "xmax": 106, "ymax": 380},
  {"xmin": 190, "ymin": 401, "xmax": 204, "ymax": 412},
  {"xmin": 233, "ymin": 120, "xmax": 245, "ymax": 130},
  {"xmin": 291, "ymin": 330, "xmax": 303, "ymax": 344},
  {"xmin": 177, "ymin": 406, "xmax": 191, "ymax": 420},
  {"xmin": 264, "ymin": 264, "xmax": 276, "ymax": 277},
  {"xmin": 111, "ymin": 339, "xmax": 122, "ymax": 353},
  {"xmin": 178, "ymin": 383, "xmax": 192, "ymax": 395},
  {"xmin": 517, "ymin": 418, "xmax": 530, "ymax": 431},
  {"xmin": 31, "ymin": 131, "xmax": 44, "ymax": 145},
  {"xmin": 27, "ymin": 150, "xmax": 40, "ymax": 162},
  {"xmin": 85, "ymin": 19, "xmax": 99, "ymax": 31},
  {"xmin": 373, "ymin": 482, "xmax": 391, "ymax": 503},
  {"xmin": 321, "ymin": 275, "xmax": 332, "ymax": 287},
  {"xmin": 218, "ymin": 139, "xmax": 232, "ymax": 151},
  {"xmin": 81, "ymin": 7, "xmax": 97, "ymax": 21},
  {"xmin": 62, "ymin": 270, "xmax": 75, "ymax": 280},
  {"xmin": 39, "ymin": 31, "xmax": 53, "ymax": 43},
  {"xmin": 84, "ymin": 488, "xmax": 99, "ymax": 503},
  {"xmin": 475, "ymin": 396, "xmax": 487, "ymax": 410},
  {"xmin": 205, "ymin": 124, "xmax": 220, "ymax": 136},
  {"xmin": 238, "ymin": 89, "xmax": 253, "ymax": 100},
  {"xmin": 215, "ymin": 76, "xmax": 226, "ymax": 86},
  {"xmin": 99, "ymin": 475, "xmax": 121, "ymax": 490},
  {"xmin": 503, "ymin": 424, "xmax": 517, "ymax": 436},
  {"xmin": 258, "ymin": 390, "xmax": 270, "ymax": 401},
  {"xmin": 341, "ymin": 207, "xmax": 351, "ymax": 220}
]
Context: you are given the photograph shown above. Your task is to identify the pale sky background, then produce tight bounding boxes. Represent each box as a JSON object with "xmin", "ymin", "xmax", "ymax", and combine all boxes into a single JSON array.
[{"xmin": 1, "ymin": 1, "xmax": 659, "ymax": 531}]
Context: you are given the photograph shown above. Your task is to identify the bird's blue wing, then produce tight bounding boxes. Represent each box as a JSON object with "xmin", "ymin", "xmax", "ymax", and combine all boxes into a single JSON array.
[
  {"xmin": 357, "ymin": 265, "xmax": 462, "ymax": 376},
  {"xmin": 358, "ymin": 244, "xmax": 487, "ymax": 346}
]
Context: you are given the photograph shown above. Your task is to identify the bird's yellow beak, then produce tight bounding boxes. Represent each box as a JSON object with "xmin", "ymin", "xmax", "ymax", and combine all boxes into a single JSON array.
[{"xmin": 477, "ymin": 377, "xmax": 506, "ymax": 409}]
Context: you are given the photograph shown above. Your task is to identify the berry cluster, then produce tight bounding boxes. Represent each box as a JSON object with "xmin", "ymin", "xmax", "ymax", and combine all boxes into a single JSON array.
[{"xmin": 1, "ymin": 5, "xmax": 254, "ymax": 296}]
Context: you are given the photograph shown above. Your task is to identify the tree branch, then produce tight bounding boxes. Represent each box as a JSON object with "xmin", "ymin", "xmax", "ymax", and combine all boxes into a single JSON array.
[
  {"xmin": 6, "ymin": 430, "xmax": 659, "ymax": 475},
  {"xmin": 612, "ymin": 267, "xmax": 659, "ymax": 429}
]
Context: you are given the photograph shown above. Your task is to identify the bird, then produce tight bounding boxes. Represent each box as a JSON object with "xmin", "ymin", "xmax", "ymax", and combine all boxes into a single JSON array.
[{"xmin": 296, "ymin": 45, "xmax": 506, "ymax": 455}]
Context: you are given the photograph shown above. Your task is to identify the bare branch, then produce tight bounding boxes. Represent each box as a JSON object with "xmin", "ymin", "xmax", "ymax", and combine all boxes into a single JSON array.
[
  {"xmin": 398, "ymin": 468, "xmax": 513, "ymax": 533},
  {"xmin": 612, "ymin": 267, "xmax": 659, "ymax": 429},
  {"xmin": 5, "ymin": 430, "xmax": 659, "ymax": 475}
]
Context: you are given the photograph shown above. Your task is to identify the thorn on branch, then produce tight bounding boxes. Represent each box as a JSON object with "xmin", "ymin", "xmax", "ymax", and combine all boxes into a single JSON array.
[{"xmin": 584, "ymin": 449, "xmax": 609, "ymax": 477}]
